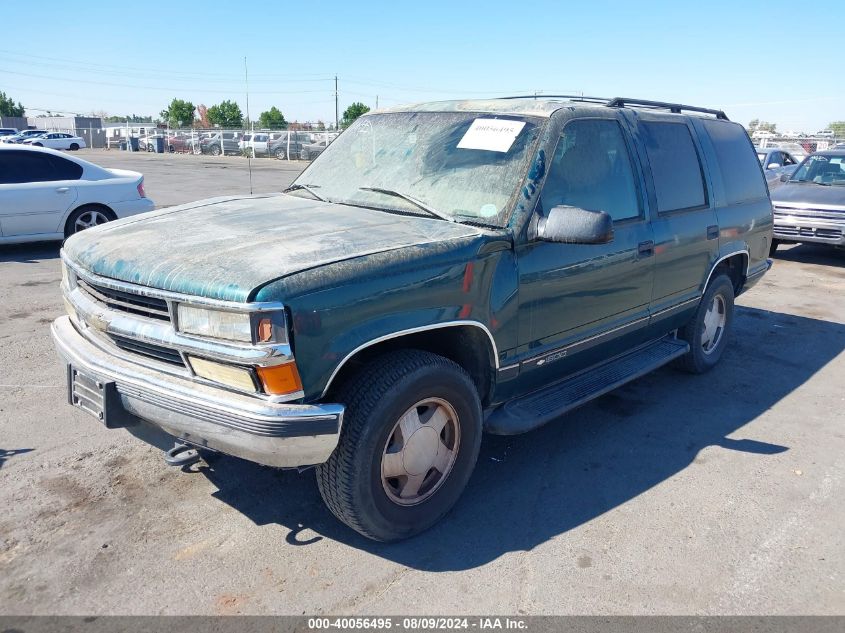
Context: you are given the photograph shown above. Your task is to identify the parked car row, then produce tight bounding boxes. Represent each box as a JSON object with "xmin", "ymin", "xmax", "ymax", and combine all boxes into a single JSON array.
[{"xmin": 0, "ymin": 129, "xmax": 87, "ymax": 150}]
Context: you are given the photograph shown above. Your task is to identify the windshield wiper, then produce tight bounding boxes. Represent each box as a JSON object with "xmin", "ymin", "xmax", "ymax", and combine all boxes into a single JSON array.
[
  {"xmin": 284, "ymin": 183, "xmax": 327, "ymax": 202},
  {"xmin": 359, "ymin": 187, "xmax": 455, "ymax": 222}
]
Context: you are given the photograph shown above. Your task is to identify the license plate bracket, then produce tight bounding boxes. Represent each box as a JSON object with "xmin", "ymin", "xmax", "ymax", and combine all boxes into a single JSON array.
[{"xmin": 66, "ymin": 365, "xmax": 123, "ymax": 428}]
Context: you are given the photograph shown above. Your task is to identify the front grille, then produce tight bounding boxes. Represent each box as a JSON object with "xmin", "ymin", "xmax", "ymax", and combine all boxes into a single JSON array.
[
  {"xmin": 774, "ymin": 206, "xmax": 845, "ymax": 221},
  {"xmin": 108, "ymin": 333, "xmax": 184, "ymax": 366},
  {"xmin": 774, "ymin": 225, "xmax": 843, "ymax": 240},
  {"xmin": 78, "ymin": 279, "xmax": 170, "ymax": 321}
]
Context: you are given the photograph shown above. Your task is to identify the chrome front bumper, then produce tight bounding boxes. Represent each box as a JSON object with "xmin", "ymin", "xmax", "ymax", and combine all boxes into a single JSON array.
[
  {"xmin": 773, "ymin": 210, "xmax": 845, "ymax": 246},
  {"xmin": 51, "ymin": 315, "xmax": 343, "ymax": 468}
]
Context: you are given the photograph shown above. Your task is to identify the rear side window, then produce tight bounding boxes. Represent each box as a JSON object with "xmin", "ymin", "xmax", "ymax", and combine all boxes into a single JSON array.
[
  {"xmin": 641, "ymin": 121, "xmax": 707, "ymax": 213},
  {"xmin": 0, "ymin": 151, "xmax": 83, "ymax": 184},
  {"xmin": 701, "ymin": 119, "xmax": 768, "ymax": 204}
]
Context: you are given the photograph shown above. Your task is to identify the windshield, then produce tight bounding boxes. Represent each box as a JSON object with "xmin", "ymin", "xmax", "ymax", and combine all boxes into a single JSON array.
[
  {"xmin": 790, "ymin": 154, "xmax": 845, "ymax": 185},
  {"xmin": 292, "ymin": 112, "xmax": 543, "ymax": 226}
]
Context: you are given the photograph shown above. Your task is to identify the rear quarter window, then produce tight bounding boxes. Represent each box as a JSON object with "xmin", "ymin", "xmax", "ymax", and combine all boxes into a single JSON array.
[
  {"xmin": 641, "ymin": 121, "xmax": 708, "ymax": 213},
  {"xmin": 701, "ymin": 119, "xmax": 768, "ymax": 204}
]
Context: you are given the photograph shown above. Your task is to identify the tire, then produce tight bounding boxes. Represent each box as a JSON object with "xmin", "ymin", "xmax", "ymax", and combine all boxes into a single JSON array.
[
  {"xmin": 274, "ymin": 147, "xmax": 286, "ymax": 160},
  {"xmin": 64, "ymin": 205, "xmax": 115, "ymax": 238},
  {"xmin": 676, "ymin": 273, "xmax": 735, "ymax": 374},
  {"xmin": 209, "ymin": 145, "xmax": 221, "ymax": 156},
  {"xmin": 168, "ymin": 145, "xmax": 175, "ymax": 153},
  {"xmin": 769, "ymin": 238, "xmax": 780, "ymax": 256},
  {"xmin": 69, "ymin": 143, "xmax": 79, "ymax": 151},
  {"xmin": 33, "ymin": 142, "xmax": 43, "ymax": 147},
  {"xmin": 316, "ymin": 350, "xmax": 483, "ymax": 542}
]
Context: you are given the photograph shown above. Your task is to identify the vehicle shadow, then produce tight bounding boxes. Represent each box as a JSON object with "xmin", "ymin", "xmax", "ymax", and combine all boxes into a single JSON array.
[
  {"xmin": 0, "ymin": 242, "xmax": 62, "ymax": 263},
  {"xmin": 773, "ymin": 243, "xmax": 845, "ymax": 266},
  {"xmin": 185, "ymin": 306, "xmax": 842, "ymax": 571}
]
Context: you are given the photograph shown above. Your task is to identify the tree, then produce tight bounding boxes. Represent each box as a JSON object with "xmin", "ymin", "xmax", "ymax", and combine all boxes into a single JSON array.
[
  {"xmin": 828, "ymin": 121, "xmax": 845, "ymax": 138},
  {"xmin": 342, "ymin": 102, "xmax": 370, "ymax": 126},
  {"xmin": 197, "ymin": 104, "xmax": 210, "ymax": 128},
  {"xmin": 105, "ymin": 114, "xmax": 153, "ymax": 123},
  {"xmin": 258, "ymin": 106, "xmax": 287, "ymax": 129},
  {"xmin": 747, "ymin": 119, "xmax": 777, "ymax": 134},
  {"xmin": 207, "ymin": 100, "xmax": 243, "ymax": 128},
  {"xmin": 160, "ymin": 98, "xmax": 196, "ymax": 128},
  {"xmin": 0, "ymin": 90, "xmax": 25, "ymax": 117}
]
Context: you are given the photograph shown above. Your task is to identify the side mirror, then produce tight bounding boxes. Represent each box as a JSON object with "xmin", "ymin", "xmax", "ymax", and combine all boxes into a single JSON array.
[
  {"xmin": 767, "ymin": 163, "xmax": 781, "ymax": 170},
  {"xmin": 779, "ymin": 173, "xmax": 790, "ymax": 182},
  {"xmin": 537, "ymin": 205, "xmax": 614, "ymax": 244}
]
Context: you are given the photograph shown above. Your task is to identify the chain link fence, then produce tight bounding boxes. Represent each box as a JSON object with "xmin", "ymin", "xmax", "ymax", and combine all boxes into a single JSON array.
[{"xmin": 98, "ymin": 125, "xmax": 338, "ymax": 161}]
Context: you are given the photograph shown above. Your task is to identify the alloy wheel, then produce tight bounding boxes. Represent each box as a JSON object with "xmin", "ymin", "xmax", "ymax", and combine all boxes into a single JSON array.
[
  {"xmin": 701, "ymin": 294, "xmax": 727, "ymax": 354},
  {"xmin": 380, "ymin": 398, "xmax": 460, "ymax": 506}
]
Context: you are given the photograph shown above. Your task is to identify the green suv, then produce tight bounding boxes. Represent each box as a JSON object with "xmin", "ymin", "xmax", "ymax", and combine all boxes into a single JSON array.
[{"xmin": 52, "ymin": 96, "xmax": 773, "ymax": 541}]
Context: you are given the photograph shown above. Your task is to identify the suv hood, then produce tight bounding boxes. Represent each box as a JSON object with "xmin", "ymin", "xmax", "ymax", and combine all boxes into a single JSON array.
[
  {"xmin": 772, "ymin": 182, "xmax": 845, "ymax": 209},
  {"xmin": 63, "ymin": 194, "xmax": 484, "ymax": 302}
]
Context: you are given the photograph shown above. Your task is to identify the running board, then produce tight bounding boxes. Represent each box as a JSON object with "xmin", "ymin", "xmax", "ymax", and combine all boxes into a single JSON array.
[{"xmin": 485, "ymin": 336, "xmax": 690, "ymax": 435}]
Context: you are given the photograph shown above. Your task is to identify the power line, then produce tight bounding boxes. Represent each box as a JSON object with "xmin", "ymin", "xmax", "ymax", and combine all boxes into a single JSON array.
[{"xmin": 0, "ymin": 48, "xmax": 334, "ymax": 81}]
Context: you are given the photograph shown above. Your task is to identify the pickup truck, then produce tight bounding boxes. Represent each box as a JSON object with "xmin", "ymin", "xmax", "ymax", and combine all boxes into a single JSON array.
[{"xmin": 52, "ymin": 96, "xmax": 773, "ymax": 541}]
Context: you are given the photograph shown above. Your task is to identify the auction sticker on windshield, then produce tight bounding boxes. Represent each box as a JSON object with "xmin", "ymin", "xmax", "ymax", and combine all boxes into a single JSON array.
[{"xmin": 457, "ymin": 118, "xmax": 526, "ymax": 152}]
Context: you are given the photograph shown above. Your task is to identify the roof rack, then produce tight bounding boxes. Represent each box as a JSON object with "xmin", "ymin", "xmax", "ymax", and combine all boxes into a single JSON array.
[
  {"xmin": 606, "ymin": 97, "xmax": 729, "ymax": 120},
  {"xmin": 496, "ymin": 94, "xmax": 730, "ymax": 120}
]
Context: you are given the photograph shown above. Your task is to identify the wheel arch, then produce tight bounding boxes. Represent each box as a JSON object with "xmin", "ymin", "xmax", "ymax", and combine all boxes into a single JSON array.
[
  {"xmin": 322, "ymin": 322, "xmax": 499, "ymax": 406},
  {"xmin": 703, "ymin": 249, "xmax": 749, "ymax": 295}
]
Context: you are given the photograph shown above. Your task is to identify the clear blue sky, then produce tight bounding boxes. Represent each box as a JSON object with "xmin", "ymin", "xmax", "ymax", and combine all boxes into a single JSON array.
[{"xmin": 1, "ymin": 0, "xmax": 842, "ymax": 131}]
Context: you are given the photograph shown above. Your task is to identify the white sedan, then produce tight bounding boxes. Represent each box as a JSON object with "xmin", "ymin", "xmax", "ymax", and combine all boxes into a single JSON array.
[
  {"xmin": 0, "ymin": 145, "xmax": 155, "ymax": 244},
  {"xmin": 25, "ymin": 132, "xmax": 87, "ymax": 151}
]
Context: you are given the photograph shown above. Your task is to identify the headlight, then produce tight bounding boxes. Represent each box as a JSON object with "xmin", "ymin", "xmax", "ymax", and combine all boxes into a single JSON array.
[
  {"xmin": 176, "ymin": 305, "xmax": 288, "ymax": 345},
  {"xmin": 177, "ymin": 305, "xmax": 254, "ymax": 342},
  {"xmin": 61, "ymin": 262, "xmax": 77, "ymax": 290}
]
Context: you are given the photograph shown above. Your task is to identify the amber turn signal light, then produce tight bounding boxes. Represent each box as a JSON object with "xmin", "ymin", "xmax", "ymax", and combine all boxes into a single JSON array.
[{"xmin": 257, "ymin": 362, "xmax": 303, "ymax": 396}]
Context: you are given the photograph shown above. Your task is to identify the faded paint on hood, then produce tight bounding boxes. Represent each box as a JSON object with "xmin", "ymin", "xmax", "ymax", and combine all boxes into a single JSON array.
[
  {"xmin": 772, "ymin": 182, "xmax": 845, "ymax": 209},
  {"xmin": 63, "ymin": 194, "xmax": 484, "ymax": 302}
]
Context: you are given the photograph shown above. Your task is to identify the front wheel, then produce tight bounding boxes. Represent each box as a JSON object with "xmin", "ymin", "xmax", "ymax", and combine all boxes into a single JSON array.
[
  {"xmin": 209, "ymin": 145, "xmax": 221, "ymax": 156},
  {"xmin": 64, "ymin": 205, "xmax": 115, "ymax": 238},
  {"xmin": 675, "ymin": 273, "xmax": 735, "ymax": 374},
  {"xmin": 274, "ymin": 147, "xmax": 286, "ymax": 160},
  {"xmin": 316, "ymin": 350, "xmax": 482, "ymax": 542}
]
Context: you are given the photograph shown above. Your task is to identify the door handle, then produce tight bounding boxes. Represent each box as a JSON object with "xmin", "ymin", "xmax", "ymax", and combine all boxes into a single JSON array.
[
  {"xmin": 707, "ymin": 224, "xmax": 719, "ymax": 240},
  {"xmin": 55, "ymin": 187, "xmax": 70, "ymax": 193},
  {"xmin": 638, "ymin": 240, "xmax": 654, "ymax": 257}
]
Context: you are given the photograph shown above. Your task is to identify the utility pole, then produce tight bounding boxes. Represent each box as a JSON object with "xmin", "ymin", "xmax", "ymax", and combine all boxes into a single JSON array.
[
  {"xmin": 335, "ymin": 75, "xmax": 339, "ymax": 130},
  {"xmin": 376, "ymin": 95, "xmax": 379, "ymax": 109}
]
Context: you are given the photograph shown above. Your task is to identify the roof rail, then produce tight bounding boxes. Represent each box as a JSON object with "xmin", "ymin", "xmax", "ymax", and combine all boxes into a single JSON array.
[
  {"xmin": 606, "ymin": 97, "xmax": 729, "ymax": 120},
  {"xmin": 499, "ymin": 94, "xmax": 609, "ymax": 104}
]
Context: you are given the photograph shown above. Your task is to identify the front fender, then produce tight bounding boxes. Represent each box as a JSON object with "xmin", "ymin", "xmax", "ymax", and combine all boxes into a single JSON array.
[{"xmin": 276, "ymin": 249, "xmax": 518, "ymax": 402}]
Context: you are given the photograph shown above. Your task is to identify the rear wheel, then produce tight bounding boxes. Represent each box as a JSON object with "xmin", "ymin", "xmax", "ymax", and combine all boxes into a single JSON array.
[
  {"xmin": 676, "ymin": 274, "xmax": 735, "ymax": 374},
  {"xmin": 32, "ymin": 142, "xmax": 43, "ymax": 147},
  {"xmin": 69, "ymin": 143, "xmax": 79, "ymax": 151},
  {"xmin": 316, "ymin": 350, "xmax": 482, "ymax": 542},
  {"xmin": 64, "ymin": 205, "xmax": 115, "ymax": 238}
]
